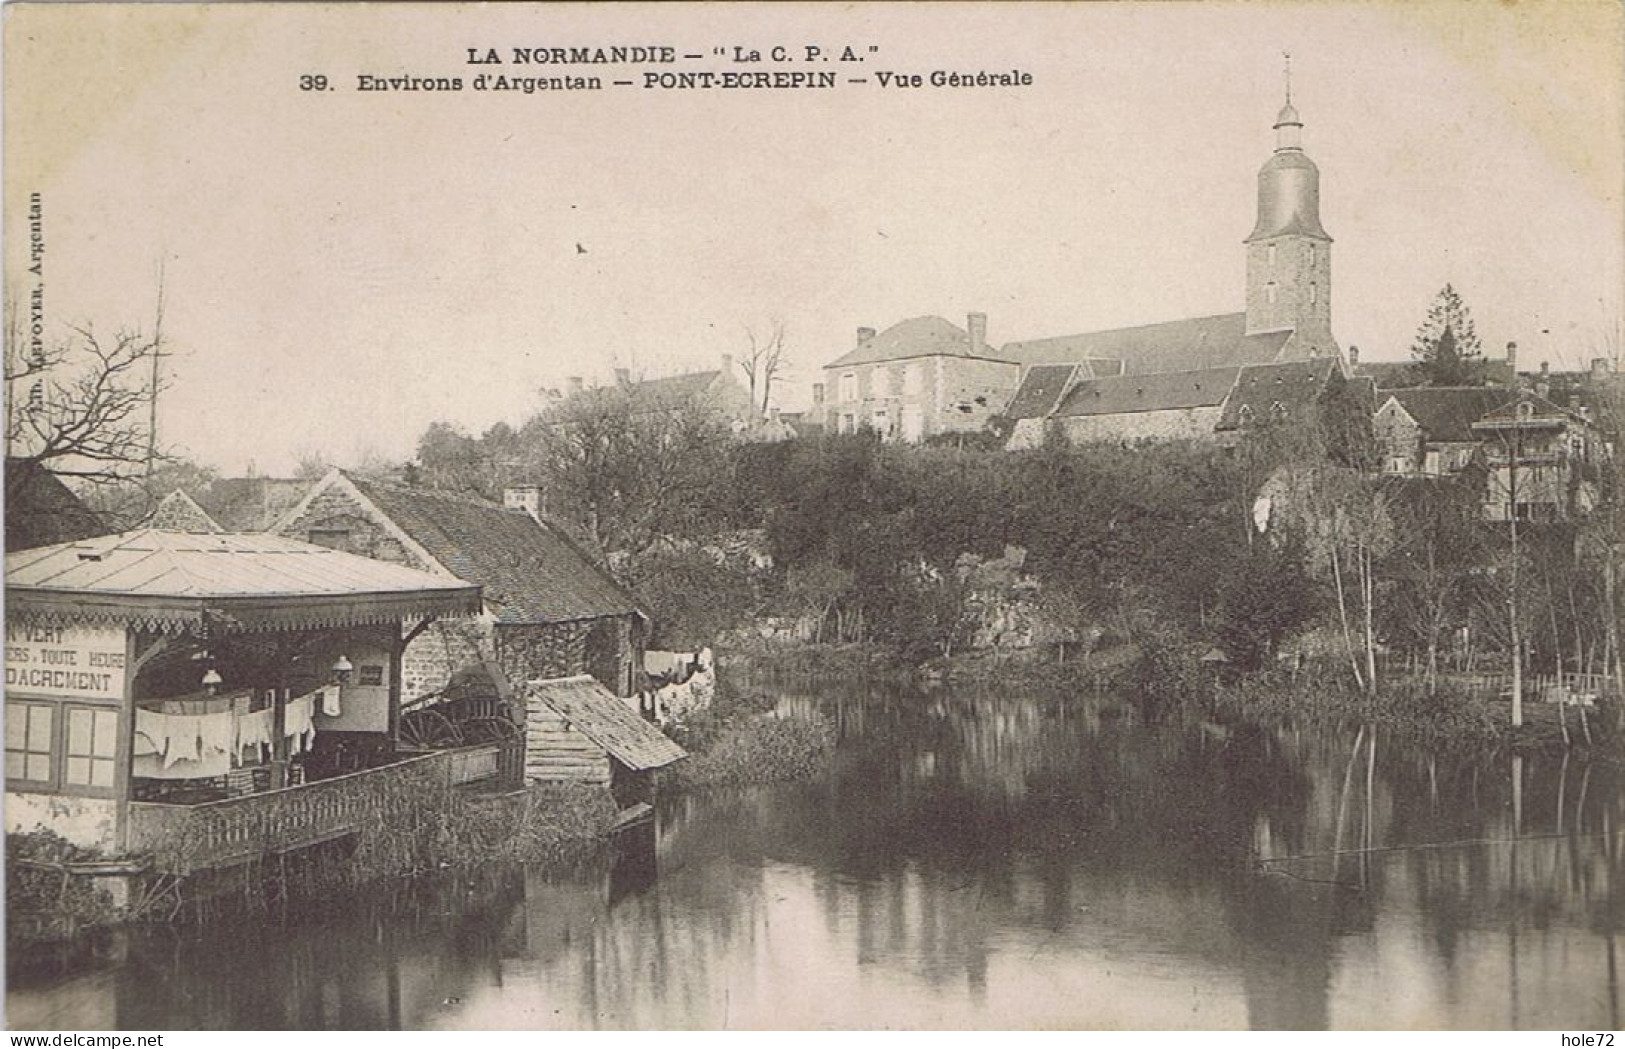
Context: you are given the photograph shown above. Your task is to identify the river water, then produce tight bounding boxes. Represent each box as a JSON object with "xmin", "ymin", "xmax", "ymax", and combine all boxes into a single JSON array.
[{"xmin": 8, "ymin": 685, "xmax": 1622, "ymax": 1030}]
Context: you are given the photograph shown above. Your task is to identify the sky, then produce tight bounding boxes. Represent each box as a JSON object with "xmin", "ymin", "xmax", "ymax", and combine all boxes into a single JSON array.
[{"xmin": 5, "ymin": 1, "xmax": 1622, "ymax": 476}]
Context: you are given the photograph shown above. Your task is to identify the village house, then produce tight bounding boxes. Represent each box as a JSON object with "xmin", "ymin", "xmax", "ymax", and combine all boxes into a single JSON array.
[
  {"xmin": 819, "ymin": 314, "xmax": 1019, "ymax": 441},
  {"xmin": 1472, "ymin": 389, "xmax": 1609, "ymax": 523},
  {"xmin": 272, "ymin": 470, "xmax": 648, "ymax": 704},
  {"xmin": 546, "ymin": 356, "xmax": 757, "ymax": 433},
  {"xmin": 4, "ymin": 529, "xmax": 491, "ymax": 882},
  {"xmin": 1372, "ymin": 387, "xmax": 1513, "ymax": 477}
]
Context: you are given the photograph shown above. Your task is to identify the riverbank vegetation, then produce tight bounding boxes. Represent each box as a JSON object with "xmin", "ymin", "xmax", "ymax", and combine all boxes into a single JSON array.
[
  {"xmin": 662, "ymin": 679, "xmax": 836, "ymax": 790},
  {"xmin": 408, "ymin": 368, "xmax": 1621, "ymax": 749}
]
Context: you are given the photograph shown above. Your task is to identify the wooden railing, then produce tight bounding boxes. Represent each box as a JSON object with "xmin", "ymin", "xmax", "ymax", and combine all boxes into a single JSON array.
[{"xmin": 129, "ymin": 741, "xmax": 518, "ymax": 875}]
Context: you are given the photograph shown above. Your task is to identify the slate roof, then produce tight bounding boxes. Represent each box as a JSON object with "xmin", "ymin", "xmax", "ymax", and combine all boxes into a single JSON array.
[
  {"xmin": 4, "ymin": 460, "xmax": 107, "ymax": 552},
  {"xmin": 1054, "ymin": 366, "xmax": 1242, "ymax": 418},
  {"xmin": 6, "ymin": 529, "xmax": 481, "ymax": 633},
  {"xmin": 1215, "ymin": 358, "xmax": 1340, "ymax": 431},
  {"xmin": 347, "ymin": 477, "xmax": 643, "ymax": 625},
  {"xmin": 526, "ymin": 674, "xmax": 686, "ymax": 771},
  {"xmin": 1352, "ymin": 360, "xmax": 1419, "ymax": 389},
  {"xmin": 998, "ymin": 313, "xmax": 1291, "ymax": 375},
  {"xmin": 1382, "ymin": 388, "xmax": 1517, "ymax": 443},
  {"xmin": 825, "ymin": 316, "xmax": 1006, "ymax": 369},
  {"xmin": 1355, "ymin": 356, "xmax": 1516, "ymax": 389},
  {"xmin": 629, "ymin": 370, "xmax": 722, "ymax": 402},
  {"xmin": 1005, "ymin": 365, "xmax": 1080, "ymax": 420},
  {"xmin": 1472, "ymin": 390, "xmax": 1589, "ymax": 430}
]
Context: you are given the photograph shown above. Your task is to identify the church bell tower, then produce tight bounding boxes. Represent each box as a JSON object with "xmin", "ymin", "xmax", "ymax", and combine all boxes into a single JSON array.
[{"xmin": 1244, "ymin": 61, "xmax": 1333, "ymax": 351}]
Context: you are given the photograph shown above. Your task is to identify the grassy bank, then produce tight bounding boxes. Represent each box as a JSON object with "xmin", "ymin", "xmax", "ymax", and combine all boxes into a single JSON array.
[{"xmin": 661, "ymin": 678, "xmax": 836, "ymax": 790}]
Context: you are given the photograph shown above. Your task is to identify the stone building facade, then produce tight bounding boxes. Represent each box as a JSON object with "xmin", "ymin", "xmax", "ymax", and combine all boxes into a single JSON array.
[
  {"xmin": 821, "ymin": 314, "xmax": 1020, "ymax": 441},
  {"xmin": 273, "ymin": 470, "xmax": 646, "ymax": 702}
]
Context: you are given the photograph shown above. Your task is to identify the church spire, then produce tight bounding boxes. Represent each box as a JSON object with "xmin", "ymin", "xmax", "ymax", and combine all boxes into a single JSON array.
[
  {"xmin": 1274, "ymin": 52, "xmax": 1303, "ymax": 151},
  {"xmin": 1245, "ymin": 58, "xmax": 1334, "ymax": 342}
]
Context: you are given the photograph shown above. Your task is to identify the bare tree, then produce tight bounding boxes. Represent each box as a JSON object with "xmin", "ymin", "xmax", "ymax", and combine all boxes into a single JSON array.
[
  {"xmin": 518, "ymin": 382, "xmax": 732, "ymax": 556},
  {"xmin": 739, "ymin": 321, "xmax": 788, "ymax": 416},
  {"xmin": 5, "ymin": 295, "xmax": 168, "ymax": 509}
]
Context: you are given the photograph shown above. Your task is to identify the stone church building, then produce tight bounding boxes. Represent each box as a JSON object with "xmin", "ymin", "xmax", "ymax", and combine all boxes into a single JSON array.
[{"xmin": 820, "ymin": 86, "xmax": 1350, "ymax": 446}]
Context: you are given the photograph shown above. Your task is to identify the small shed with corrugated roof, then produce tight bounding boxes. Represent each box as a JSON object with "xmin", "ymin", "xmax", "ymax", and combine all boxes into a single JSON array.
[{"xmin": 523, "ymin": 674, "xmax": 684, "ymax": 802}]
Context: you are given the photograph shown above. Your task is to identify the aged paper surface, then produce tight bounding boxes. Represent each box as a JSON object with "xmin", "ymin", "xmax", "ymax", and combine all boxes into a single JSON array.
[
  {"xmin": 4, "ymin": 0, "xmax": 1623, "ymax": 1033},
  {"xmin": 6, "ymin": 1, "xmax": 1620, "ymax": 473}
]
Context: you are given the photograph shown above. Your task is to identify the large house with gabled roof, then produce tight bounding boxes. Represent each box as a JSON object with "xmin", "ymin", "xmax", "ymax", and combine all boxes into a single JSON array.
[
  {"xmin": 820, "ymin": 313, "xmax": 1019, "ymax": 441},
  {"xmin": 272, "ymin": 470, "xmax": 648, "ymax": 702}
]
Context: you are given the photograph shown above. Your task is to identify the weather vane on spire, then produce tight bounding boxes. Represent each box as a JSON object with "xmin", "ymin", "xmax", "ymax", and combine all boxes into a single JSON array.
[{"xmin": 1283, "ymin": 50, "xmax": 1292, "ymax": 105}]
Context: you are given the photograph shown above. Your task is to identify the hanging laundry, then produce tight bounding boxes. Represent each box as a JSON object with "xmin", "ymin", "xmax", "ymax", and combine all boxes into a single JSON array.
[
  {"xmin": 133, "ymin": 708, "xmax": 165, "ymax": 758},
  {"xmin": 284, "ymin": 693, "xmax": 317, "ymax": 755},
  {"xmin": 235, "ymin": 707, "xmax": 274, "ymax": 765},
  {"xmin": 197, "ymin": 711, "xmax": 234, "ymax": 759},
  {"xmin": 319, "ymin": 686, "xmax": 341, "ymax": 718},
  {"xmin": 161, "ymin": 715, "xmax": 202, "ymax": 769}
]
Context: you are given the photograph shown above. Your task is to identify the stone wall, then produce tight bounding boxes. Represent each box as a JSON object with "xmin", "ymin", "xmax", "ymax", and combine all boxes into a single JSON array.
[
  {"xmin": 1056, "ymin": 405, "xmax": 1222, "ymax": 445},
  {"xmin": 400, "ymin": 619, "xmax": 491, "ymax": 702},
  {"xmin": 1373, "ymin": 401, "xmax": 1421, "ymax": 474},
  {"xmin": 275, "ymin": 486, "xmax": 433, "ymax": 573},
  {"xmin": 495, "ymin": 621, "xmax": 593, "ymax": 688}
]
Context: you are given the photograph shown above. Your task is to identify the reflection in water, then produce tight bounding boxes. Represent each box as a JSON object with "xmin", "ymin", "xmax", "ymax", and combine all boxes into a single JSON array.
[{"xmin": 7, "ymin": 686, "xmax": 1622, "ymax": 1029}]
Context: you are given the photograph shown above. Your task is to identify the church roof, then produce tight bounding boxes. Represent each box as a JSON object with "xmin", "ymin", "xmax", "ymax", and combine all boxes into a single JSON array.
[
  {"xmin": 824, "ymin": 316, "xmax": 1005, "ymax": 369},
  {"xmin": 1000, "ymin": 313, "xmax": 1291, "ymax": 375},
  {"xmin": 1054, "ymin": 366, "xmax": 1242, "ymax": 418},
  {"xmin": 1214, "ymin": 358, "xmax": 1340, "ymax": 431},
  {"xmin": 1005, "ymin": 365, "xmax": 1082, "ymax": 421}
]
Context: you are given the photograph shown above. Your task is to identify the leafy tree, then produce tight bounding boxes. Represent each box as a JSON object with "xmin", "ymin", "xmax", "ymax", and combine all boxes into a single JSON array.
[
  {"xmin": 1410, "ymin": 285, "xmax": 1486, "ymax": 386},
  {"xmin": 1214, "ymin": 538, "xmax": 1318, "ymax": 671}
]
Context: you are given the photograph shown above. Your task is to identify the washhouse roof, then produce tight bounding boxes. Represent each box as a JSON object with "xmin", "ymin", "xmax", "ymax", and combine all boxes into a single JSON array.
[
  {"xmin": 526, "ymin": 674, "xmax": 686, "ymax": 771},
  {"xmin": 5, "ymin": 529, "xmax": 481, "ymax": 634}
]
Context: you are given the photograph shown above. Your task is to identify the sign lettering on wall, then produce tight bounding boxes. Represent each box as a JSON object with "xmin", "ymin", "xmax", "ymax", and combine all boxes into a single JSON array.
[{"xmin": 4, "ymin": 621, "xmax": 126, "ymax": 700}]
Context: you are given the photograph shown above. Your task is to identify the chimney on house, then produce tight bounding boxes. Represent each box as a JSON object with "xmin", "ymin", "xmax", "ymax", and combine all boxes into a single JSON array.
[
  {"xmin": 504, "ymin": 485, "xmax": 544, "ymax": 520},
  {"xmin": 720, "ymin": 353, "xmax": 733, "ymax": 375},
  {"xmin": 812, "ymin": 383, "xmax": 825, "ymax": 405},
  {"xmin": 967, "ymin": 312, "xmax": 988, "ymax": 356},
  {"xmin": 1541, "ymin": 360, "xmax": 1550, "ymax": 376},
  {"xmin": 1505, "ymin": 341, "xmax": 1518, "ymax": 374},
  {"xmin": 1347, "ymin": 345, "xmax": 1359, "ymax": 367},
  {"xmin": 567, "ymin": 376, "xmax": 585, "ymax": 395},
  {"xmin": 857, "ymin": 326, "xmax": 876, "ymax": 346},
  {"xmin": 614, "ymin": 367, "xmax": 631, "ymax": 386},
  {"xmin": 1593, "ymin": 357, "xmax": 1615, "ymax": 378}
]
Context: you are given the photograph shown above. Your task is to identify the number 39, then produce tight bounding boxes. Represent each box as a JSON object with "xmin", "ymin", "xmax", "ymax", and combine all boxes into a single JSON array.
[{"xmin": 299, "ymin": 75, "xmax": 328, "ymax": 91}]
